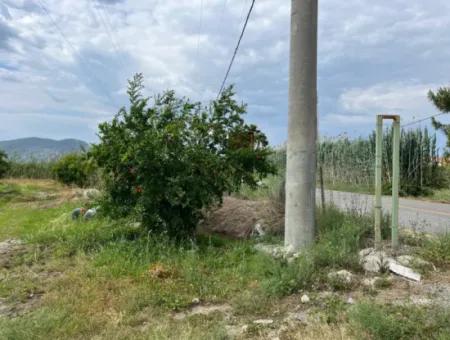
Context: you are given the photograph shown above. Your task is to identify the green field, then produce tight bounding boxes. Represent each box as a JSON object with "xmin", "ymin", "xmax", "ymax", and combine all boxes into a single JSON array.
[{"xmin": 1, "ymin": 179, "xmax": 450, "ymax": 339}]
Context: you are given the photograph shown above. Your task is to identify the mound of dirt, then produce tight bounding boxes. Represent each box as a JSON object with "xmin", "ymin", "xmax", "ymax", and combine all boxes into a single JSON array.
[{"xmin": 199, "ymin": 196, "xmax": 284, "ymax": 239}]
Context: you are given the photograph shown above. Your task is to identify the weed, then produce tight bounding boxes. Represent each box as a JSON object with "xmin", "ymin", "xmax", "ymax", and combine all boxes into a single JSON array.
[
  {"xmin": 349, "ymin": 302, "xmax": 450, "ymax": 340},
  {"xmin": 419, "ymin": 233, "xmax": 450, "ymax": 267}
]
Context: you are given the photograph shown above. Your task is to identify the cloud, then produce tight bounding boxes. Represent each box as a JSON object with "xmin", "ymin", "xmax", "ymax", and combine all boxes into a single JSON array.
[
  {"xmin": 339, "ymin": 82, "xmax": 439, "ymax": 120},
  {"xmin": 0, "ymin": 19, "xmax": 17, "ymax": 50},
  {"xmin": 0, "ymin": 0, "xmax": 449, "ymax": 146}
]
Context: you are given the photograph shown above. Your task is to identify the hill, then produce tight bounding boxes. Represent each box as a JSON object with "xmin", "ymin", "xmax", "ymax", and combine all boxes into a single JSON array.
[{"xmin": 0, "ymin": 137, "xmax": 89, "ymax": 161}]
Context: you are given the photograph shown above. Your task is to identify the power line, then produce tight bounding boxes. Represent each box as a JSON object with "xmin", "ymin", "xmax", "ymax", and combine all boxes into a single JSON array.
[
  {"xmin": 195, "ymin": 0, "xmax": 204, "ymax": 59},
  {"xmin": 90, "ymin": 0, "xmax": 126, "ymax": 67},
  {"xmin": 402, "ymin": 112, "xmax": 447, "ymax": 127},
  {"xmin": 217, "ymin": 0, "xmax": 256, "ymax": 99},
  {"xmin": 35, "ymin": 0, "xmax": 119, "ymax": 107}
]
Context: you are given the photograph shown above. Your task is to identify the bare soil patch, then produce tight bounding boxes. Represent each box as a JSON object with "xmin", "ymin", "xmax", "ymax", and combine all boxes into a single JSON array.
[{"xmin": 0, "ymin": 239, "xmax": 27, "ymax": 269}]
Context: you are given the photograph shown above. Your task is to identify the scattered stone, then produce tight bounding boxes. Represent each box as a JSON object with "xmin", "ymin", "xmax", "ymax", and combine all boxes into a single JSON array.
[
  {"xmin": 359, "ymin": 248, "xmax": 389, "ymax": 273},
  {"xmin": 410, "ymin": 296, "xmax": 432, "ymax": 306},
  {"xmin": 253, "ymin": 222, "xmax": 266, "ymax": 237},
  {"xmin": 71, "ymin": 207, "xmax": 86, "ymax": 220},
  {"xmin": 360, "ymin": 249, "xmax": 421, "ymax": 281},
  {"xmin": 191, "ymin": 297, "xmax": 200, "ymax": 305},
  {"xmin": 327, "ymin": 270, "xmax": 354, "ymax": 285},
  {"xmin": 300, "ymin": 294, "xmax": 310, "ymax": 303},
  {"xmin": 254, "ymin": 243, "xmax": 300, "ymax": 261},
  {"xmin": 346, "ymin": 297, "xmax": 355, "ymax": 305},
  {"xmin": 286, "ymin": 311, "xmax": 309, "ymax": 323},
  {"xmin": 189, "ymin": 304, "xmax": 230, "ymax": 316},
  {"xmin": 397, "ymin": 255, "xmax": 436, "ymax": 271},
  {"xmin": 83, "ymin": 207, "xmax": 98, "ymax": 220},
  {"xmin": 253, "ymin": 319, "xmax": 274, "ymax": 325},
  {"xmin": 173, "ymin": 304, "xmax": 232, "ymax": 320},
  {"xmin": 396, "ymin": 255, "xmax": 414, "ymax": 266},
  {"xmin": 362, "ymin": 277, "xmax": 377, "ymax": 288}
]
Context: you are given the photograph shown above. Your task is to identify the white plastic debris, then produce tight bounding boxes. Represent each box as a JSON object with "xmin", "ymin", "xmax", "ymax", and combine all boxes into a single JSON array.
[{"xmin": 300, "ymin": 294, "xmax": 310, "ymax": 303}]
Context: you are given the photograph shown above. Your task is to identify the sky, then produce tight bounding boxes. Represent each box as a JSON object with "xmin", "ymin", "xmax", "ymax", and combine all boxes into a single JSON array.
[{"xmin": 0, "ymin": 0, "xmax": 449, "ymax": 147}]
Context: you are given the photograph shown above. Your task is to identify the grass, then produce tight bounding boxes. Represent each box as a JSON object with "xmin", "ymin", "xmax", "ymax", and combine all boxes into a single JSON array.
[
  {"xmin": 349, "ymin": 302, "xmax": 450, "ymax": 340},
  {"xmin": 419, "ymin": 233, "xmax": 450, "ymax": 267},
  {"xmin": 1, "ymin": 178, "xmax": 449, "ymax": 339},
  {"xmin": 426, "ymin": 187, "xmax": 450, "ymax": 203}
]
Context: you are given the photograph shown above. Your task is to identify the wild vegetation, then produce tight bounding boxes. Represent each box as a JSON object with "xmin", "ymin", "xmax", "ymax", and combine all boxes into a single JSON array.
[
  {"xmin": 52, "ymin": 152, "xmax": 97, "ymax": 187},
  {"xmin": 1, "ymin": 179, "xmax": 450, "ymax": 339},
  {"xmin": 316, "ymin": 128, "xmax": 448, "ymax": 197},
  {"xmin": 429, "ymin": 86, "xmax": 450, "ymax": 156},
  {"xmin": 91, "ymin": 74, "xmax": 275, "ymax": 238},
  {"xmin": 5, "ymin": 159, "xmax": 55, "ymax": 179},
  {"xmin": 1, "ymin": 77, "xmax": 450, "ymax": 339},
  {"xmin": 0, "ymin": 150, "xmax": 9, "ymax": 178}
]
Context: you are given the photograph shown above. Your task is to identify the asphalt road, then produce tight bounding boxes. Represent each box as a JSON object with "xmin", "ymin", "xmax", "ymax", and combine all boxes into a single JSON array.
[{"xmin": 316, "ymin": 189, "xmax": 450, "ymax": 234}]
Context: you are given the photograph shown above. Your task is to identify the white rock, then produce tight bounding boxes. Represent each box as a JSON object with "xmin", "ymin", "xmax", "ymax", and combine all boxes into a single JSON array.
[
  {"xmin": 359, "ymin": 248, "xmax": 389, "ymax": 273},
  {"xmin": 191, "ymin": 298, "xmax": 200, "ymax": 304},
  {"xmin": 286, "ymin": 311, "xmax": 308, "ymax": 323},
  {"xmin": 253, "ymin": 223, "xmax": 266, "ymax": 237},
  {"xmin": 397, "ymin": 255, "xmax": 414, "ymax": 266},
  {"xmin": 254, "ymin": 244, "xmax": 296, "ymax": 260},
  {"xmin": 362, "ymin": 277, "xmax": 378, "ymax": 288},
  {"xmin": 253, "ymin": 319, "xmax": 274, "ymax": 325},
  {"xmin": 346, "ymin": 297, "xmax": 355, "ymax": 304},
  {"xmin": 300, "ymin": 294, "xmax": 310, "ymax": 303},
  {"xmin": 83, "ymin": 208, "xmax": 97, "ymax": 220},
  {"xmin": 327, "ymin": 270, "xmax": 354, "ymax": 284},
  {"xmin": 397, "ymin": 255, "xmax": 435, "ymax": 271}
]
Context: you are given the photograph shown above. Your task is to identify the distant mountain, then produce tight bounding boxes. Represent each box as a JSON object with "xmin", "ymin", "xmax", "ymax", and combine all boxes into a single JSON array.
[{"xmin": 0, "ymin": 137, "xmax": 90, "ymax": 161}]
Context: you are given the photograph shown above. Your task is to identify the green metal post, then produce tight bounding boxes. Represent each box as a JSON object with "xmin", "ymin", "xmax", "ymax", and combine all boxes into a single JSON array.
[
  {"xmin": 374, "ymin": 115, "xmax": 383, "ymax": 249},
  {"xmin": 391, "ymin": 117, "xmax": 400, "ymax": 249}
]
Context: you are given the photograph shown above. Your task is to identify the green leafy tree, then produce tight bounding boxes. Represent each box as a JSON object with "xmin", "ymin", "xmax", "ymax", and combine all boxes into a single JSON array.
[
  {"xmin": 0, "ymin": 150, "xmax": 10, "ymax": 178},
  {"xmin": 92, "ymin": 73, "xmax": 275, "ymax": 238},
  {"xmin": 428, "ymin": 87, "xmax": 450, "ymax": 155},
  {"xmin": 53, "ymin": 153, "xmax": 96, "ymax": 187}
]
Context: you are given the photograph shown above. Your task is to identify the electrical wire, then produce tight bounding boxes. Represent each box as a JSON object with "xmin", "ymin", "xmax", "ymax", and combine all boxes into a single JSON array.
[
  {"xmin": 216, "ymin": 0, "xmax": 256, "ymax": 99},
  {"xmin": 35, "ymin": 0, "xmax": 119, "ymax": 107},
  {"xmin": 402, "ymin": 112, "xmax": 447, "ymax": 127}
]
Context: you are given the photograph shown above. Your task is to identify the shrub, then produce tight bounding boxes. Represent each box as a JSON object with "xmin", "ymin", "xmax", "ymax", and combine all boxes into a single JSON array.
[
  {"xmin": 92, "ymin": 74, "xmax": 275, "ymax": 238},
  {"xmin": 0, "ymin": 150, "xmax": 10, "ymax": 178},
  {"xmin": 52, "ymin": 153, "xmax": 96, "ymax": 187}
]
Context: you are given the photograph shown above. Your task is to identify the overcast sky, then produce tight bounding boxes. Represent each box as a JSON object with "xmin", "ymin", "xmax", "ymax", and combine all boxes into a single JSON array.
[{"xmin": 1, "ymin": 0, "xmax": 449, "ymax": 146}]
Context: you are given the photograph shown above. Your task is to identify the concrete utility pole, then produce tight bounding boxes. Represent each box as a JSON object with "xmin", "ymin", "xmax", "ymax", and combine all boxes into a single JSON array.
[{"xmin": 285, "ymin": 0, "xmax": 318, "ymax": 251}]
